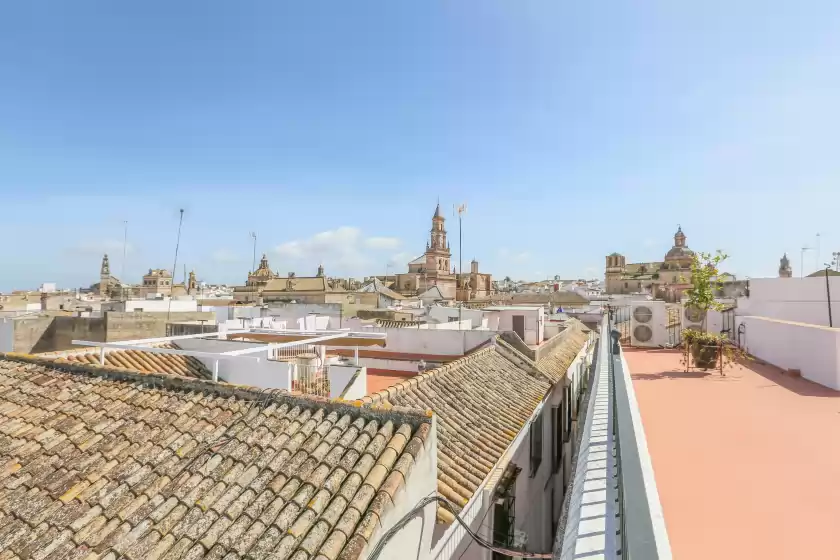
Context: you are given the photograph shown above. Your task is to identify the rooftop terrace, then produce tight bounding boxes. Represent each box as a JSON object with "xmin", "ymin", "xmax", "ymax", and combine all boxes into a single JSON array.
[{"xmin": 625, "ymin": 347, "xmax": 840, "ymax": 560}]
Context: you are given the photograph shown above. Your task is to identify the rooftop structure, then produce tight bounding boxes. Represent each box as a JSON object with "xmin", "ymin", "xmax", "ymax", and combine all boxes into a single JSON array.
[{"xmin": 36, "ymin": 343, "xmax": 212, "ymax": 379}]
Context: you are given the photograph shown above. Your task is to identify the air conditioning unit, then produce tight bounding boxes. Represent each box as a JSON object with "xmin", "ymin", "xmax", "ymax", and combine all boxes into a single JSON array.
[
  {"xmin": 630, "ymin": 301, "xmax": 667, "ymax": 347},
  {"xmin": 681, "ymin": 304, "xmax": 706, "ymax": 333}
]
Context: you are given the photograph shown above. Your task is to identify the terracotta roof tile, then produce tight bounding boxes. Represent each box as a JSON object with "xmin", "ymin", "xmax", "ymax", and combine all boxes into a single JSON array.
[
  {"xmin": 38, "ymin": 343, "xmax": 212, "ymax": 380},
  {"xmin": 535, "ymin": 321, "xmax": 590, "ymax": 383},
  {"xmin": 358, "ymin": 328, "xmax": 587, "ymax": 522},
  {"xmin": 0, "ymin": 352, "xmax": 432, "ymax": 560}
]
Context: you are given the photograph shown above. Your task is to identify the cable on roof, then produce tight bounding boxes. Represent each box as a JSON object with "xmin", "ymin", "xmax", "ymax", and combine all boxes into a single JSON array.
[{"xmin": 366, "ymin": 495, "xmax": 553, "ymax": 559}]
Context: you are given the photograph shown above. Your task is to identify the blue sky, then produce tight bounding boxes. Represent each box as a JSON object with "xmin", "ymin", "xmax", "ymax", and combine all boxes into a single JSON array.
[{"xmin": 2, "ymin": 2, "xmax": 840, "ymax": 291}]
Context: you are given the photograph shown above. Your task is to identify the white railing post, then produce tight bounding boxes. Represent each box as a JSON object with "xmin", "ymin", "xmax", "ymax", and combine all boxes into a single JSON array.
[
  {"xmin": 354, "ymin": 346, "xmax": 359, "ymax": 365},
  {"xmin": 99, "ymin": 347, "xmax": 105, "ymax": 365},
  {"xmin": 212, "ymin": 359, "xmax": 219, "ymax": 382}
]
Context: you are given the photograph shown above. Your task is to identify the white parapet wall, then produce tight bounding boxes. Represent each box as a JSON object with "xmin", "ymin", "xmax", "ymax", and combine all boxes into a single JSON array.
[
  {"xmin": 737, "ymin": 277, "xmax": 840, "ymax": 327},
  {"xmin": 738, "ymin": 315, "xmax": 840, "ymax": 390},
  {"xmin": 329, "ymin": 364, "xmax": 367, "ymax": 399}
]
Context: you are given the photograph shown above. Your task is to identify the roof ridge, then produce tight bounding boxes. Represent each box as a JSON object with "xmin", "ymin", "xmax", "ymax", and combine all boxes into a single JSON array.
[
  {"xmin": 0, "ymin": 352, "xmax": 431, "ymax": 426},
  {"xmin": 358, "ymin": 345, "xmax": 497, "ymax": 406},
  {"xmin": 493, "ymin": 336, "xmax": 550, "ymax": 381}
]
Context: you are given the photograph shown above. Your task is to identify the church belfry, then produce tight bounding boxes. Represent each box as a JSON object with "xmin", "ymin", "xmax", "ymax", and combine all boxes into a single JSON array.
[
  {"xmin": 779, "ymin": 253, "xmax": 792, "ymax": 278},
  {"xmin": 674, "ymin": 225, "xmax": 686, "ymax": 248},
  {"xmin": 430, "ymin": 203, "xmax": 447, "ymax": 250},
  {"xmin": 99, "ymin": 254, "xmax": 112, "ymax": 298}
]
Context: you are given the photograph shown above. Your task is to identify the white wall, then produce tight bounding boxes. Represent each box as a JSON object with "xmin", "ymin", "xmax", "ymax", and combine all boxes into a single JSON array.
[
  {"xmin": 738, "ymin": 316, "xmax": 840, "ymax": 390},
  {"xmin": 343, "ymin": 328, "xmax": 495, "ymax": 356},
  {"xmin": 432, "ymin": 337, "xmax": 595, "ymax": 560},
  {"xmin": 738, "ymin": 277, "xmax": 840, "ymax": 326},
  {"xmin": 510, "ymin": 338, "xmax": 592, "ymax": 553},
  {"xmin": 367, "ymin": 417, "xmax": 439, "ymax": 560},
  {"xmin": 490, "ymin": 308, "xmax": 545, "ymax": 345},
  {"xmin": 0, "ymin": 319, "xmax": 13, "ymax": 352},
  {"xmin": 267, "ymin": 303, "xmax": 343, "ymax": 329},
  {"xmin": 175, "ymin": 338, "xmax": 294, "ymax": 389},
  {"xmin": 352, "ymin": 356, "xmax": 450, "ymax": 373},
  {"xmin": 428, "ymin": 319, "xmax": 473, "ymax": 330},
  {"xmin": 329, "ymin": 364, "xmax": 366, "ymax": 399},
  {"xmin": 427, "ymin": 306, "xmax": 484, "ymax": 325}
]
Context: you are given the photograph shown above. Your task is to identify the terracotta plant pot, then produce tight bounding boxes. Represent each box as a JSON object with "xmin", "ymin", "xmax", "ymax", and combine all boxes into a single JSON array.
[{"xmin": 690, "ymin": 342, "xmax": 719, "ymax": 369}]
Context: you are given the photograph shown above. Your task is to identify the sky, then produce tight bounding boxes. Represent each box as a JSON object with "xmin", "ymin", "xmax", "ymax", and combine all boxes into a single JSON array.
[{"xmin": 2, "ymin": 2, "xmax": 840, "ymax": 291}]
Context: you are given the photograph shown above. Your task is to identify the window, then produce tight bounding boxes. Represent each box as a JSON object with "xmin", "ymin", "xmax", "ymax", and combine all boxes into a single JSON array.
[
  {"xmin": 564, "ymin": 385, "xmax": 573, "ymax": 443},
  {"xmin": 529, "ymin": 414, "xmax": 543, "ymax": 477},
  {"xmin": 552, "ymin": 406, "xmax": 563, "ymax": 473}
]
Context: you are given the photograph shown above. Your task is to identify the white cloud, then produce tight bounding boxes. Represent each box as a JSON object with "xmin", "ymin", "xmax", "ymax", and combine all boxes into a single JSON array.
[
  {"xmin": 211, "ymin": 248, "xmax": 242, "ymax": 263},
  {"xmin": 365, "ymin": 237, "xmax": 401, "ymax": 250},
  {"xmin": 273, "ymin": 227, "xmax": 403, "ymax": 275},
  {"xmin": 387, "ymin": 252, "xmax": 414, "ymax": 267}
]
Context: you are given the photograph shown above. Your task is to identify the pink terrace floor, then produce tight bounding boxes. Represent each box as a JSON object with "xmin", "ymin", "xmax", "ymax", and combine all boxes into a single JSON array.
[{"xmin": 624, "ymin": 348, "xmax": 840, "ymax": 560}]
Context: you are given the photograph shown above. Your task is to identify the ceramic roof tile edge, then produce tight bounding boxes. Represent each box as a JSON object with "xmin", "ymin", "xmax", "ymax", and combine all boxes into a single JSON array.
[
  {"xmin": 356, "ymin": 337, "xmax": 550, "ymax": 409},
  {"xmin": 356, "ymin": 345, "xmax": 496, "ymax": 407},
  {"xmin": 0, "ymin": 352, "xmax": 432, "ymax": 428}
]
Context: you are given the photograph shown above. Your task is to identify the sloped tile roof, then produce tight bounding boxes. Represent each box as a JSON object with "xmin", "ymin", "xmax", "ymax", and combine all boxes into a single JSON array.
[
  {"xmin": 535, "ymin": 322, "xmax": 591, "ymax": 384},
  {"xmin": 38, "ymin": 343, "xmax": 212, "ymax": 380},
  {"xmin": 0, "ymin": 353, "xmax": 432, "ymax": 560},
  {"xmin": 359, "ymin": 340, "xmax": 557, "ymax": 523}
]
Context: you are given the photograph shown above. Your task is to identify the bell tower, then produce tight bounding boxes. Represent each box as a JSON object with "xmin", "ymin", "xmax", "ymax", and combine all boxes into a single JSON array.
[
  {"xmin": 674, "ymin": 225, "xmax": 686, "ymax": 248},
  {"xmin": 779, "ymin": 253, "xmax": 792, "ymax": 278},
  {"xmin": 99, "ymin": 254, "xmax": 111, "ymax": 298},
  {"xmin": 430, "ymin": 202, "xmax": 448, "ymax": 250},
  {"xmin": 425, "ymin": 202, "xmax": 452, "ymax": 272}
]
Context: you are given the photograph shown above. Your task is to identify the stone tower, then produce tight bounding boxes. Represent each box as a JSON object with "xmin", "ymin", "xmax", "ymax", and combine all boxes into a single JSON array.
[
  {"xmin": 316, "ymin": 264, "xmax": 325, "ymax": 277},
  {"xmin": 779, "ymin": 253, "xmax": 792, "ymax": 278},
  {"xmin": 188, "ymin": 270, "xmax": 198, "ymax": 294},
  {"xmin": 425, "ymin": 203, "xmax": 451, "ymax": 273},
  {"xmin": 674, "ymin": 225, "xmax": 686, "ymax": 248},
  {"xmin": 605, "ymin": 252, "xmax": 626, "ymax": 293},
  {"xmin": 99, "ymin": 254, "xmax": 111, "ymax": 298}
]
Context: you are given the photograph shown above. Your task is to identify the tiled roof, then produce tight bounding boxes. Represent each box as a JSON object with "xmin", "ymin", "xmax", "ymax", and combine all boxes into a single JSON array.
[
  {"xmin": 374, "ymin": 320, "xmax": 420, "ymax": 328},
  {"xmin": 535, "ymin": 322, "xmax": 591, "ymax": 384},
  {"xmin": 0, "ymin": 353, "xmax": 432, "ymax": 560},
  {"xmin": 360, "ymin": 339, "xmax": 566, "ymax": 523},
  {"xmin": 38, "ymin": 344, "xmax": 212, "ymax": 380}
]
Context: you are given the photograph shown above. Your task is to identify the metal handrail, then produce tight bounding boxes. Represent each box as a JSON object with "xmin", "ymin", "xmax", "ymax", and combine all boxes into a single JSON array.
[{"xmin": 608, "ymin": 312, "xmax": 671, "ymax": 560}]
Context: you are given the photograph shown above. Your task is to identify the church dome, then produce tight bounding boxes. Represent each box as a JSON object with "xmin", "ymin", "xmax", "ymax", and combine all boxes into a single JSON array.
[{"xmin": 665, "ymin": 246, "xmax": 694, "ymax": 260}]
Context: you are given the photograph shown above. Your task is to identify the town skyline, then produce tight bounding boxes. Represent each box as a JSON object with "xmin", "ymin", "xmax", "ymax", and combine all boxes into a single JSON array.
[
  {"xmin": 1, "ymin": 195, "xmax": 837, "ymax": 292},
  {"xmin": 3, "ymin": 1, "xmax": 840, "ymax": 289}
]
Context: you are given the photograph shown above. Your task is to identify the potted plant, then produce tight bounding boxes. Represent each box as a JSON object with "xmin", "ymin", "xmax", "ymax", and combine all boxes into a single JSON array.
[{"xmin": 682, "ymin": 250, "xmax": 729, "ymax": 370}]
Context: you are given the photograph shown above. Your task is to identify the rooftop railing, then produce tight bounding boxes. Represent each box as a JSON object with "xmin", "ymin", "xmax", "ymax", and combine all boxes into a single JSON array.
[{"xmin": 556, "ymin": 313, "xmax": 671, "ymax": 560}]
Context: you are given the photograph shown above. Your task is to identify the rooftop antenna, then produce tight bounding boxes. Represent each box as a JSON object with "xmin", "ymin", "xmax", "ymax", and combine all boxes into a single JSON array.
[
  {"xmin": 816, "ymin": 233, "xmax": 821, "ymax": 273},
  {"xmin": 455, "ymin": 203, "xmax": 467, "ymax": 331},
  {"xmin": 121, "ymin": 220, "xmax": 128, "ymax": 281},
  {"xmin": 121, "ymin": 220, "xmax": 128, "ymax": 301},
  {"xmin": 167, "ymin": 209, "xmax": 185, "ymax": 321},
  {"xmin": 800, "ymin": 246, "xmax": 812, "ymax": 278},
  {"xmin": 250, "ymin": 232, "xmax": 257, "ymax": 273}
]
